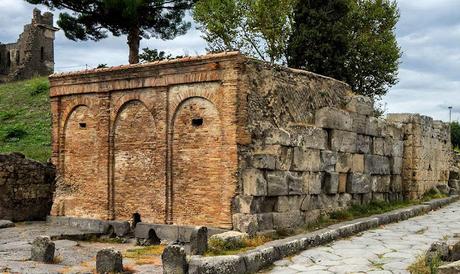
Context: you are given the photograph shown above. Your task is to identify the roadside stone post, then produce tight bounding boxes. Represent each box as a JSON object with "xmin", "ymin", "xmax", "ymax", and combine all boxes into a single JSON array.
[
  {"xmin": 96, "ymin": 248, "xmax": 123, "ymax": 273},
  {"xmin": 190, "ymin": 226, "xmax": 208, "ymax": 255},
  {"xmin": 162, "ymin": 244, "xmax": 187, "ymax": 274},
  {"xmin": 31, "ymin": 236, "xmax": 55, "ymax": 263}
]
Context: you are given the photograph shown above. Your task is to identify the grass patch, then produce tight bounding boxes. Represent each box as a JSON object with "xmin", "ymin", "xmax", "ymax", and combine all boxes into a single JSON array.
[
  {"xmin": 86, "ymin": 235, "xmax": 126, "ymax": 244},
  {"xmin": 124, "ymin": 245, "xmax": 165, "ymax": 265},
  {"xmin": 0, "ymin": 77, "xmax": 51, "ymax": 162},
  {"xmin": 408, "ymin": 254, "xmax": 442, "ymax": 274},
  {"xmin": 205, "ymin": 235, "xmax": 273, "ymax": 256}
]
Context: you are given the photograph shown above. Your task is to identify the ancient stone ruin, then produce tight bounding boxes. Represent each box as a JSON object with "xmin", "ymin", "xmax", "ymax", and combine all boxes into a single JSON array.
[
  {"xmin": 0, "ymin": 153, "xmax": 56, "ymax": 221},
  {"xmin": 0, "ymin": 8, "xmax": 58, "ymax": 83},
  {"xmin": 48, "ymin": 52, "xmax": 451, "ymax": 233}
]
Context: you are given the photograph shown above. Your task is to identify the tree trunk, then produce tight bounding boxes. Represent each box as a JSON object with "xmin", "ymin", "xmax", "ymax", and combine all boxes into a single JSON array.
[{"xmin": 127, "ymin": 26, "xmax": 141, "ymax": 64}]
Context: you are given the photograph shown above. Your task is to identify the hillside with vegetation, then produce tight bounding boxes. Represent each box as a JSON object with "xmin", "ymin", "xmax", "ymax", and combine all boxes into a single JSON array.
[{"xmin": 0, "ymin": 77, "xmax": 51, "ymax": 162}]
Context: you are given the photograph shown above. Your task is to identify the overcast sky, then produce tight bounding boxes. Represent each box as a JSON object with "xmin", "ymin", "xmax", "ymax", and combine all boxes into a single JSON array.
[{"xmin": 0, "ymin": 0, "xmax": 459, "ymax": 122}]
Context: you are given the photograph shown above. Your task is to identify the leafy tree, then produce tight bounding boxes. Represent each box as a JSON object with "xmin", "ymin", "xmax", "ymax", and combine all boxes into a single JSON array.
[
  {"xmin": 287, "ymin": 0, "xmax": 401, "ymax": 98},
  {"xmin": 193, "ymin": 0, "xmax": 296, "ymax": 63},
  {"xmin": 97, "ymin": 64, "xmax": 108, "ymax": 68},
  {"xmin": 26, "ymin": 0, "xmax": 194, "ymax": 64},
  {"xmin": 451, "ymin": 121, "xmax": 460, "ymax": 149},
  {"xmin": 139, "ymin": 47, "xmax": 172, "ymax": 62}
]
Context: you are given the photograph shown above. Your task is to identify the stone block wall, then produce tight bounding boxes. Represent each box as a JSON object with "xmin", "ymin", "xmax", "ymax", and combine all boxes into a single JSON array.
[
  {"xmin": 0, "ymin": 153, "xmax": 55, "ymax": 221},
  {"xmin": 234, "ymin": 94, "xmax": 406, "ymax": 232},
  {"xmin": 388, "ymin": 114, "xmax": 451, "ymax": 199}
]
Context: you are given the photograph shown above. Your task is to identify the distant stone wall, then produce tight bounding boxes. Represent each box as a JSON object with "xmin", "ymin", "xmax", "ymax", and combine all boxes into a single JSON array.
[
  {"xmin": 388, "ymin": 114, "xmax": 451, "ymax": 199},
  {"xmin": 0, "ymin": 153, "xmax": 55, "ymax": 221}
]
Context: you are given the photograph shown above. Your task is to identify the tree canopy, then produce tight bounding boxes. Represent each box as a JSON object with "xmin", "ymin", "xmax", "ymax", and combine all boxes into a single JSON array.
[
  {"xmin": 452, "ymin": 121, "xmax": 460, "ymax": 149},
  {"xmin": 193, "ymin": 0, "xmax": 296, "ymax": 63},
  {"xmin": 26, "ymin": 0, "xmax": 194, "ymax": 64},
  {"xmin": 287, "ymin": 0, "xmax": 401, "ymax": 98}
]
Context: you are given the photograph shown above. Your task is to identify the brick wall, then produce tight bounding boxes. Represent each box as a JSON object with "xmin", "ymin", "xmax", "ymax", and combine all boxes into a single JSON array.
[
  {"xmin": 50, "ymin": 53, "xmax": 242, "ymax": 229},
  {"xmin": 0, "ymin": 153, "xmax": 55, "ymax": 221}
]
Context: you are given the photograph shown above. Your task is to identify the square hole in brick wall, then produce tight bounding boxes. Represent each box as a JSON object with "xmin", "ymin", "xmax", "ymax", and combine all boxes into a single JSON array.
[{"xmin": 192, "ymin": 118, "xmax": 204, "ymax": 127}]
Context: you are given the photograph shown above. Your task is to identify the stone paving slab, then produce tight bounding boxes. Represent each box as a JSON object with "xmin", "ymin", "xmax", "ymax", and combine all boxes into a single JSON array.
[
  {"xmin": 265, "ymin": 200, "xmax": 460, "ymax": 274},
  {"xmin": 0, "ymin": 222, "xmax": 162, "ymax": 274}
]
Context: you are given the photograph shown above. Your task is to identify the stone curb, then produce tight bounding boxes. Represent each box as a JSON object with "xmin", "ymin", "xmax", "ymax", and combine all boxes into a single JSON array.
[{"xmin": 187, "ymin": 195, "xmax": 459, "ymax": 274}]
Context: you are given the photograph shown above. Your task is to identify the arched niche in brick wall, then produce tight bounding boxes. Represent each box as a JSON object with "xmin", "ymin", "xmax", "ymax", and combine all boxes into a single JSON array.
[
  {"xmin": 61, "ymin": 105, "xmax": 99, "ymax": 218},
  {"xmin": 113, "ymin": 100, "xmax": 166, "ymax": 223},
  {"xmin": 171, "ymin": 96, "xmax": 228, "ymax": 227}
]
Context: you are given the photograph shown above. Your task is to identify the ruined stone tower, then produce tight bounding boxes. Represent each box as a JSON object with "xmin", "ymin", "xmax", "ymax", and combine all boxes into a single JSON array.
[{"xmin": 0, "ymin": 8, "xmax": 59, "ymax": 83}]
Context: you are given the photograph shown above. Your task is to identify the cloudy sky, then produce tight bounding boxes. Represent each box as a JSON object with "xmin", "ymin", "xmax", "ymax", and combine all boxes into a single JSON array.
[{"xmin": 0, "ymin": 0, "xmax": 459, "ymax": 122}]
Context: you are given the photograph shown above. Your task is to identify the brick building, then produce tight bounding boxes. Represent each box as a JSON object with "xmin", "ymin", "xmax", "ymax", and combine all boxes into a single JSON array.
[
  {"xmin": 0, "ymin": 9, "xmax": 58, "ymax": 83},
  {"xmin": 49, "ymin": 52, "xmax": 451, "ymax": 232}
]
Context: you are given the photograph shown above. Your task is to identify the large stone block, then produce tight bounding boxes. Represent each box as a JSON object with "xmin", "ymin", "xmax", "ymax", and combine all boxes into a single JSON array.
[
  {"xmin": 346, "ymin": 95, "xmax": 374, "ymax": 115},
  {"xmin": 338, "ymin": 173, "xmax": 348, "ymax": 193},
  {"xmin": 31, "ymin": 236, "xmax": 55, "ymax": 263},
  {"xmin": 266, "ymin": 171, "xmax": 288, "ymax": 196},
  {"xmin": 364, "ymin": 155, "xmax": 391, "ymax": 175},
  {"xmin": 287, "ymin": 172, "xmax": 304, "ymax": 195},
  {"xmin": 253, "ymin": 145, "xmax": 293, "ymax": 171},
  {"xmin": 352, "ymin": 154, "xmax": 364, "ymax": 173},
  {"xmin": 274, "ymin": 196, "xmax": 303, "ymax": 212},
  {"xmin": 190, "ymin": 226, "xmax": 208, "ymax": 256},
  {"xmin": 233, "ymin": 196, "xmax": 276, "ymax": 214},
  {"xmin": 291, "ymin": 126, "xmax": 328, "ymax": 150},
  {"xmin": 336, "ymin": 153, "xmax": 353, "ymax": 173},
  {"xmin": 371, "ymin": 176, "xmax": 391, "ymax": 193},
  {"xmin": 346, "ymin": 173, "xmax": 371, "ymax": 194},
  {"xmin": 251, "ymin": 154, "xmax": 277, "ymax": 170},
  {"xmin": 304, "ymin": 172, "xmax": 323, "ymax": 195},
  {"xmin": 323, "ymin": 172, "xmax": 339, "ymax": 194},
  {"xmin": 356, "ymin": 134, "xmax": 372, "ymax": 154},
  {"xmin": 272, "ymin": 211, "xmax": 304, "ymax": 229},
  {"xmin": 391, "ymin": 140, "xmax": 404, "ymax": 157},
  {"xmin": 315, "ymin": 107, "xmax": 352, "ymax": 131},
  {"xmin": 96, "ymin": 248, "xmax": 123, "ymax": 274},
  {"xmin": 373, "ymin": 137, "xmax": 385, "ymax": 155},
  {"xmin": 390, "ymin": 175, "xmax": 403, "ymax": 192},
  {"xmin": 391, "ymin": 157, "xmax": 403, "ymax": 175},
  {"xmin": 242, "ymin": 169, "xmax": 267, "ymax": 196},
  {"xmin": 292, "ymin": 147, "xmax": 321, "ymax": 172},
  {"xmin": 366, "ymin": 117, "xmax": 383, "ymax": 137},
  {"xmin": 320, "ymin": 150, "xmax": 337, "ymax": 172},
  {"xmin": 264, "ymin": 128, "xmax": 291, "ymax": 146},
  {"xmin": 331, "ymin": 130, "xmax": 357, "ymax": 153},
  {"xmin": 351, "ymin": 113, "xmax": 367, "ymax": 134}
]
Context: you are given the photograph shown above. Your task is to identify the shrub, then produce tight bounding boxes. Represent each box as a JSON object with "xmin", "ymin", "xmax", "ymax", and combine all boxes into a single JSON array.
[
  {"xmin": 1, "ymin": 125, "xmax": 28, "ymax": 142},
  {"xmin": 28, "ymin": 78, "xmax": 50, "ymax": 96}
]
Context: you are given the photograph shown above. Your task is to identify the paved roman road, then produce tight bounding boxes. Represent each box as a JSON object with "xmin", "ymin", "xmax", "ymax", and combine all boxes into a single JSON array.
[{"xmin": 265, "ymin": 201, "xmax": 460, "ymax": 274}]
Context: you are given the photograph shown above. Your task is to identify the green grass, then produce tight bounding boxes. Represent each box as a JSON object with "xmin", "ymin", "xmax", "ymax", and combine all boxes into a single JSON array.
[
  {"xmin": 0, "ymin": 77, "xmax": 51, "ymax": 162},
  {"xmin": 408, "ymin": 254, "xmax": 442, "ymax": 274}
]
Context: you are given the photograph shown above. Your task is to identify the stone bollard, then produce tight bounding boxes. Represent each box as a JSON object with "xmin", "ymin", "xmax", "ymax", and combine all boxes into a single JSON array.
[
  {"xmin": 31, "ymin": 236, "xmax": 55, "ymax": 263},
  {"xmin": 96, "ymin": 248, "xmax": 123, "ymax": 274},
  {"xmin": 162, "ymin": 244, "xmax": 187, "ymax": 274},
  {"xmin": 190, "ymin": 226, "xmax": 208, "ymax": 255}
]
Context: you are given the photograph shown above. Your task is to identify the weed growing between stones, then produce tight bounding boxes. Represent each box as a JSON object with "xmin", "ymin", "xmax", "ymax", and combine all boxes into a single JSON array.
[
  {"xmin": 124, "ymin": 245, "xmax": 165, "ymax": 265},
  {"xmin": 206, "ymin": 235, "xmax": 272, "ymax": 256},
  {"xmin": 407, "ymin": 254, "xmax": 441, "ymax": 274}
]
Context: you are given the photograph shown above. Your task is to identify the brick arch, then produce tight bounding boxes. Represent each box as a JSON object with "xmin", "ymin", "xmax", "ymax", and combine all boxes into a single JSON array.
[
  {"xmin": 112, "ymin": 99, "xmax": 166, "ymax": 223},
  {"xmin": 59, "ymin": 105, "xmax": 102, "ymax": 218},
  {"xmin": 168, "ymin": 82, "xmax": 222, "ymax": 121},
  {"xmin": 170, "ymin": 96, "xmax": 230, "ymax": 227}
]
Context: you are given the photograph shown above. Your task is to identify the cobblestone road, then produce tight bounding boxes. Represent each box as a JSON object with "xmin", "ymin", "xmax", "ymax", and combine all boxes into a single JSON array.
[{"xmin": 267, "ymin": 201, "xmax": 460, "ymax": 274}]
